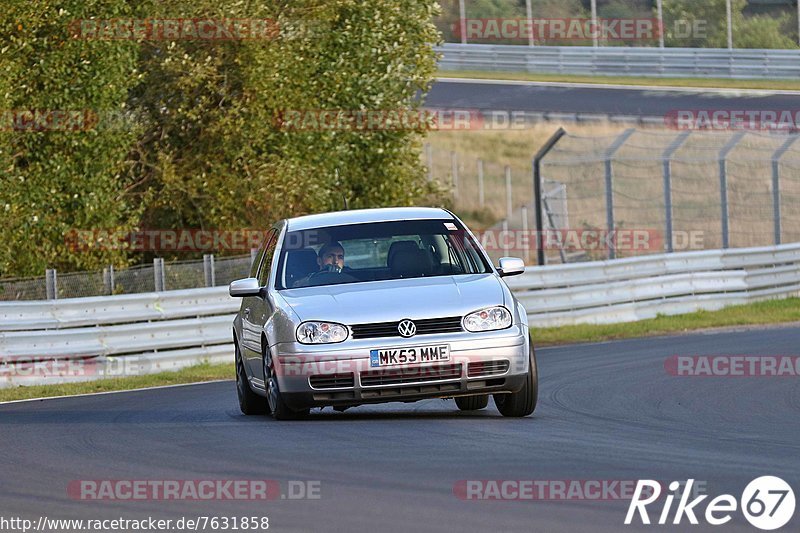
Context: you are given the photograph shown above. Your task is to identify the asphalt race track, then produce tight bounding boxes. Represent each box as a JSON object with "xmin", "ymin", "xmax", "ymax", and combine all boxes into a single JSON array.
[
  {"xmin": 1, "ymin": 325, "xmax": 799, "ymax": 532},
  {"xmin": 428, "ymin": 78, "xmax": 800, "ymax": 119}
]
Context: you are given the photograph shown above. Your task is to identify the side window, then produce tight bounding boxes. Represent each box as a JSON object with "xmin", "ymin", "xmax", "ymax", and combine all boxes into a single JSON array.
[
  {"xmin": 249, "ymin": 229, "xmax": 276, "ymax": 278},
  {"xmin": 257, "ymin": 230, "xmax": 280, "ymax": 286}
]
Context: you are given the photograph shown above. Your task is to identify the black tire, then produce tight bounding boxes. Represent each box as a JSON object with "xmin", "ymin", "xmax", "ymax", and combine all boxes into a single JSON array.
[
  {"xmin": 264, "ymin": 349, "xmax": 309, "ymax": 421},
  {"xmin": 236, "ymin": 343, "xmax": 267, "ymax": 415},
  {"xmin": 455, "ymin": 395, "xmax": 489, "ymax": 411},
  {"xmin": 494, "ymin": 338, "xmax": 538, "ymax": 418}
]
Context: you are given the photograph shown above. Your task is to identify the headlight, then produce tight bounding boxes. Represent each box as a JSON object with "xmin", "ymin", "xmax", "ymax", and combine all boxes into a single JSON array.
[
  {"xmin": 463, "ymin": 306, "xmax": 512, "ymax": 332},
  {"xmin": 296, "ymin": 321, "xmax": 349, "ymax": 344}
]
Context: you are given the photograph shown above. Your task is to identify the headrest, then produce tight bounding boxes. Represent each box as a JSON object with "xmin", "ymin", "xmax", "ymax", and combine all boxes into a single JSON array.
[
  {"xmin": 285, "ymin": 249, "xmax": 319, "ymax": 287},
  {"xmin": 389, "ymin": 248, "xmax": 434, "ymax": 278},
  {"xmin": 387, "ymin": 240, "xmax": 420, "ymax": 267}
]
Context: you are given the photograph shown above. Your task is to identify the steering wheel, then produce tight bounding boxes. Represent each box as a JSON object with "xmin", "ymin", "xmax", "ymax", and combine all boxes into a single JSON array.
[{"xmin": 305, "ymin": 268, "xmax": 358, "ymax": 286}]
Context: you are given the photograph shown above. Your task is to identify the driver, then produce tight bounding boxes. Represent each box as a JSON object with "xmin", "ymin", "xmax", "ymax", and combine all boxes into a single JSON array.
[
  {"xmin": 292, "ymin": 241, "xmax": 349, "ymax": 287},
  {"xmin": 316, "ymin": 241, "xmax": 346, "ymax": 273}
]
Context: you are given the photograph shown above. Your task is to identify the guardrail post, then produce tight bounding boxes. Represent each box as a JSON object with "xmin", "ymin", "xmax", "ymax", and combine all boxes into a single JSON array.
[
  {"xmin": 477, "ymin": 159, "xmax": 485, "ymax": 208},
  {"xmin": 604, "ymin": 129, "xmax": 636, "ymax": 260},
  {"xmin": 450, "ymin": 151, "xmax": 459, "ymax": 201},
  {"xmin": 771, "ymin": 136, "xmax": 798, "ymax": 245},
  {"xmin": 153, "ymin": 258, "xmax": 165, "ymax": 292},
  {"xmin": 103, "ymin": 265, "xmax": 116, "ymax": 295},
  {"xmin": 505, "ymin": 165, "xmax": 513, "ymax": 221},
  {"xmin": 203, "ymin": 254, "xmax": 216, "ymax": 287},
  {"xmin": 719, "ymin": 132, "xmax": 745, "ymax": 249},
  {"xmin": 662, "ymin": 131, "xmax": 692, "ymax": 253},
  {"xmin": 425, "ymin": 143, "xmax": 433, "ymax": 182},
  {"xmin": 533, "ymin": 127, "xmax": 567, "ymax": 266},
  {"xmin": 45, "ymin": 269, "xmax": 57, "ymax": 300}
]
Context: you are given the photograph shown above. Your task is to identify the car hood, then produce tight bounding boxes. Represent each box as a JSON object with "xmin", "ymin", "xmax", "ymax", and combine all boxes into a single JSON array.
[{"xmin": 279, "ymin": 274, "xmax": 505, "ymax": 324}]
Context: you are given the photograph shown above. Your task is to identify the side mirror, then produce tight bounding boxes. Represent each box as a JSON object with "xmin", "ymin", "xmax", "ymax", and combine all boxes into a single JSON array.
[
  {"xmin": 229, "ymin": 277, "xmax": 262, "ymax": 297},
  {"xmin": 497, "ymin": 257, "xmax": 525, "ymax": 278}
]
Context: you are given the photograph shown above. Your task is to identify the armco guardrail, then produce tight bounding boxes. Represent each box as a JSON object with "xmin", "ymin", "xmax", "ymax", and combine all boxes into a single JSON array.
[
  {"xmin": 1, "ymin": 243, "xmax": 799, "ymax": 388},
  {"xmin": 435, "ymin": 44, "xmax": 800, "ymax": 80}
]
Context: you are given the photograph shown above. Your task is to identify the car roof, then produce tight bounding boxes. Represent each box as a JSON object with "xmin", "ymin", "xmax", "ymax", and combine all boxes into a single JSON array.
[{"xmin": 286, "ymin": 207, "xmax": 454, "ymax": 231}]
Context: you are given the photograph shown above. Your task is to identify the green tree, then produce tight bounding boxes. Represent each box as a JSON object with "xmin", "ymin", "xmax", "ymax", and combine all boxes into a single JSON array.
[
  {"xmin": 0, "ymin": 0, "xmax": 142, "ymax": 277},
  {"xmin": 661, "ymin": 0, "xmax": 798, "ymax": 49}
]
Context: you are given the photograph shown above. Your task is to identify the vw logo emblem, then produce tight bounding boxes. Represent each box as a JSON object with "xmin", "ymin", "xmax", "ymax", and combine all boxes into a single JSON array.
[{"xmin": 397, "ymin": 319, "xmax": 417, "ymax": 338}]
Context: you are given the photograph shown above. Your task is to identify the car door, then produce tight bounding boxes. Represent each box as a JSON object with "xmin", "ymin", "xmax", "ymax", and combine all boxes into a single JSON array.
[
  {"xmin": 241, "ymin": 228, "xmax": 277, "ymax": 380},
  {"xmin": 245, "ymin": 223, "xmax": 285, "ymax": 383}
]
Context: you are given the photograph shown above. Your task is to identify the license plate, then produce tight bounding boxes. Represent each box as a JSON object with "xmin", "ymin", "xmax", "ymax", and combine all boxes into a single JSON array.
[{"xmin": 369, "ymin": 345, "xmax": 450, "ymax": 368}]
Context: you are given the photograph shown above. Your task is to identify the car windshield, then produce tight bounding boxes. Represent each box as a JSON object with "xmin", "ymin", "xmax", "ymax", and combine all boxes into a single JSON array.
[{"xmin": 276, "ymin": 219, "xmax": 491, "ymax": 289}]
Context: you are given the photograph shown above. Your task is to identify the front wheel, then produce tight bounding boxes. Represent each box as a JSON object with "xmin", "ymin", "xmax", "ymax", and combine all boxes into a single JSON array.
[
  {"xmin": 264, "ymin": 350, "xmax": 309, "ymax": 420},
  {"xmin": 494, "ymin": 338, "xmax": 538, "ymax": 418},
  {"xmin": 236, "ymin": 343, "xmax": 267, "ymax": 415}
]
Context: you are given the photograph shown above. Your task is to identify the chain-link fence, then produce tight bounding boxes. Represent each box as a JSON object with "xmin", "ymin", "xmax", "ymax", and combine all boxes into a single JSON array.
[
  {"xmin": 0, "ymin": 254, "xmax": 253, "ymax": 302},
  {"xmin": 428, "ymin": 129, "xmax": 800, "ymax": 265},
  {"xmin": 437, "ymin": 0, "xmax": 800, "ymax": 49}
]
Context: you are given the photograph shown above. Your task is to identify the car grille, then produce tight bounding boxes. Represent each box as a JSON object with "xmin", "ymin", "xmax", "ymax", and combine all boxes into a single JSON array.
[
  {"xmin": 467, "ymin": 360, "xmax": 510, "ymax": 378},
  {"xmin": 350, "ymin": 317, "xmax": 463, "ymax": 339},
  {"xmin": 309, "ymin": 373, "xmax": 355, "ymax": 390},
  {"xmin": 360, "ymin": 363, "xmax": 462, "ymax": 387}
]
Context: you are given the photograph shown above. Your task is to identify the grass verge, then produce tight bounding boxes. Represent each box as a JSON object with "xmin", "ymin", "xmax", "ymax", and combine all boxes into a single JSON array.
[
  {"xmin": 439, "ymin": 70, "xmax": 800, "ymax": 91},
  {"xmin": 532, "ymin": 297, "xmax": 800, "ymax": 347},
  {"xmin": 3, "ymin": 299, "xmax": 799, "ymax": 402},
  {"xmin": 0, "ymin": 362, "xmax": 234, "ymax": 403}
]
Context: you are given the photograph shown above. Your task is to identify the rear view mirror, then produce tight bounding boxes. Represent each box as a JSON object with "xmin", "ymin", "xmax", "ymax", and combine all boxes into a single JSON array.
[
  {"xmin": 497, "ymin": 257, "xmax": 525, "ymax": 278},
  {"xmin": 229, "ymin": 277, "xmax": 262, "ymax": 297}
]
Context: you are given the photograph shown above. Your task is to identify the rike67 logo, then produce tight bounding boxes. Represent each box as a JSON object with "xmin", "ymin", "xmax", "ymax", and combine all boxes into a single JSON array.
[{"xmin": 626, "ymin": 477, "xmax": 795, "ymax": 530}]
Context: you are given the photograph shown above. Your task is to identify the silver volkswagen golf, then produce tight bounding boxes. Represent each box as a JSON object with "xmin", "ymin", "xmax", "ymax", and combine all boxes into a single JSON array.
[{"xmin": 229, "ymin": 207, "xmax": 537, "ymax": 419}]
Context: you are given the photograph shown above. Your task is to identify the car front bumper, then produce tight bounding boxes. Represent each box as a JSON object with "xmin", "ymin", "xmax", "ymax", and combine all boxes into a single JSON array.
[{"xmin": 270, "ymin": 326, "xmax": 530, "ymax": 410}]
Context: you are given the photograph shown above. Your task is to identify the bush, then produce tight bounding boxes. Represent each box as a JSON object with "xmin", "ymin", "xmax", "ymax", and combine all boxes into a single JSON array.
[{"xmin": 0, "ymin": 0, "xmax": 443, "ymax": 278}]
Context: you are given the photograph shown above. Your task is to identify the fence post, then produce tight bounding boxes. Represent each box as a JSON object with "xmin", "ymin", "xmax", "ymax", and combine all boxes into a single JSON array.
[
  {"xmin": 604, "ymin": 129, "xmax": 636, "ymax": 260},
  {"xmin": 656, "ymin": 0, "xmax": 665, "ymax": 48},
  {"xmin": 458, "ymin": 0, "xmax": 467, "ymax": 44},
  {"xmin": 771, "ymin": 136, "xmax": 798, "ymax": 245},
  {"xmin": 525, "ymin": 0, "xmax": 535, "ymax": 46},
  {"xmin": 450, "ymin": 151, "xmax": 459, "ymax": 201},
  {"xmin": 153, "ymin": 258, "xmax": 165, "ymax": 292},
  {"xmin": 662, "ymin": 131, "xmax": 692, "ymax": 253},
  {"xmin": 103, "ymin": 265, "xmax": 116, "ymax": 295},
  {"xmin": 425, "ymin": 143, "xmax": 433, "ymax": 182},
  {"xmin": 502, "ymin": 219, "xmax": 510, "ymax": 256},
  {"xmin": 719, "ymin": 132, "xmax": 745, "ymax": 249},
  {"xmin": 505, "ymin": 165, "xmax": 513, "ymax": 221},
  {"xmin": 45, "ymin": 268, "xmax": 57, "ymax": 300},
  {"xmin": 533, "ymin": 127, "xmax": 567, "ymax": 266},
  {"xmin": 726, "ymin": 0, "xmax": 734, "ymax": 50},
  {"xmin": 521, "ymin": 205, "xmax": 530, "ymax": 263},
  {"xmin": 477, "ymin": 159, "xmax": 485, "ymax": 208},
  {"xmin": 203, "ymin": 254, "xmax": 216, "ymax": 287}
]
